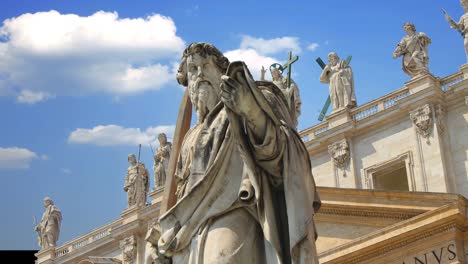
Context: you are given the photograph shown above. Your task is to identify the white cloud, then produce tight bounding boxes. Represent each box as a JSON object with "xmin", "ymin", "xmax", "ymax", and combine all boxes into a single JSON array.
[
  {"xmin": 0, "ymin": 10, "xmax": 185, "ymax": 100},
  {"xmin": 60, "ymin": 168, "xmax": 71, "ymax": 174},
  {"xmin": 16, "ymin": 90, "xmax": 53, "ymax": 104},
  {"xmin": 307, "ymin": 43, "xmax": 319, "ymax": 52},
  {"xmin": 40, "ymin": 155, "xmax": 49, "ymax": 160},
  {"xmin": 68, "ymin": 124, "xmax": 175, "ymax": 147},
  {"xmin": 0, "ymin": 147, "xmax": 38, "ymax": 169},
  {"xmin": 240, "ymin": 35, "xmax": 301, "ymax": 55},
  {"xmin": 224, "ymin": 49, "xmax": 278, "ymax": 80}
]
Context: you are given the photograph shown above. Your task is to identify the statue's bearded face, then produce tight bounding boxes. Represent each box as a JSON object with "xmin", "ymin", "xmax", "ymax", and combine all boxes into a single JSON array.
[
  {"xmin": 329, "ymin": 55, "xmax": 339, "ymax": 66},
  {"xmin": 187, "ymin": 53, "xmax": 222, "ymax": 121}
]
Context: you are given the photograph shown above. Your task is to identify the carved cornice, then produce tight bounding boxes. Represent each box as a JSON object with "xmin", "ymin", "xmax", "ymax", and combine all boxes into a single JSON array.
[
  {"xmin": 410, "ymin": 104, "xmax": 432, "ymax": 140},
  {"xmin": 317, "ymin": 204, "xmax": 421, "ymax": 221},
  {"xmin": 328, "ymin": 139, "xmax": 350, "ymax": 172},
  {"xmin": 342, "ymin": 223, "xmax": 463, "ymax": 264},
  {"xmin": 119, "ymin": 235, "xmax": 137, "ymax": 264}
]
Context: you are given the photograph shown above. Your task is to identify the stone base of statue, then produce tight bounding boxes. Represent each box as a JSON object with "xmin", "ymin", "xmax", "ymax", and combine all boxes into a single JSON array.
[
  {"xmin": 35, "ymin": 246, "xmax": 55, "ymax": 264},
  {"xmin": 460, "ymin": 63, "xmax": 468, "ymax": 79},
  {"xmin": 404, "ymin": 73, "xmax": 438, "ymax": 94},
  {"xmin": 327, "ymin": 107, "xmax": 353, "ymax": 127},
  {"xmin": 149, "ymin": 187, "xmax": 165, "ymax": 205}
]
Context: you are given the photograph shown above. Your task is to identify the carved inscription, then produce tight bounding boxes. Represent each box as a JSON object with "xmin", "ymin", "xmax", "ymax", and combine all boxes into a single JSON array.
[{"xmin": 401, "ymin": 243, "xmax": 457, "ymax": 264}]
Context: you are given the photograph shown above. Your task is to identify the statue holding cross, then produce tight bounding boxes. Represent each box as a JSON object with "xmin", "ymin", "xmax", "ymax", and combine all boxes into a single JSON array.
[
  {"xmin": 318, "ymin": 52, "xmax": 356, "ymax": 116},
  {"xmin": 264, "ymin": 51, "xmax": 302, "ymax": 128}
]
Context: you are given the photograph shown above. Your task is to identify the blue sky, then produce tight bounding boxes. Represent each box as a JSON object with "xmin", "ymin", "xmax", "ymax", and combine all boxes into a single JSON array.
[{"xmin": 0, "ymin": 0, "xmax": 465, "ymax": 250}]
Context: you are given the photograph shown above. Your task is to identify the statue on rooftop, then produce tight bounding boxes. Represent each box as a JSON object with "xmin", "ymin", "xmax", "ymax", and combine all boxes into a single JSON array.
[
  {"xmin": 319, "ymin": 52, "xmax": 357, "ymax": 112},
  {"xmin": 269, "ymin": 63, "xmax": 302, "ymax": 128},
  {"xmin": 442, "ymin": 0, "xmax": 468, "ymax": 61},
  {"xmin": 35, "ymin": 197, "xmax": 62, "ymax": 249},
  {"xmin": 153, "ymin": 133, "xmax": 172, "ymax": 189},
  {"xmin": 393, "ymin": 23, "xmax": 432, "ymax": 78},
  {"xmin": 124, "ymin": 153, "xmax": 149, "ymax": 208}
]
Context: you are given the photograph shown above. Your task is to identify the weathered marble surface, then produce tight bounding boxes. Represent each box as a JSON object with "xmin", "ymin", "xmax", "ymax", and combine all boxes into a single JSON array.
[
  {"xmin": 35, "ymin": 197, "xmax": 62, "ymax": 249},
  {"xmin": 124, "ymin": 154, "xmax": 149, "ymax": 208},
  {"xmin": 149, "ymin": 42, "xmax": 320, "ymax": 264},
  {"xmin": 319, "ymin": 52, "xmax": 357, "ymax": 111},
  {"xmin": 393, "ymin": 23, "xmax": 432, "ymax": 78},
  {"xmin": 153, "ymin": 133, "xmax": 172, "ymax": 189}
]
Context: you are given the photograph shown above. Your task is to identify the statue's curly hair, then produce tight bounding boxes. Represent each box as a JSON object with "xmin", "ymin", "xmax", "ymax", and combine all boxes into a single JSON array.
[{"xmin": 176, "ymin": 43, "xmax": 230, "ymax": 86}]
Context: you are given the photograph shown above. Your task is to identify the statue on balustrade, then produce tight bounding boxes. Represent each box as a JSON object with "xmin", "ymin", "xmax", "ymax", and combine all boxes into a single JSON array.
[
  {"xmin": 35, "ymin": 197, "xmax": 62, "ymax": 249},
  {"xmin": 442, "ymin": 0, "xmax": 468, "ymax": 61},
  {"xmin": 153, "ymin": 133, "xmax": 172, "ymax": 189},
  {"xmin": 393, "ymin": 23, "xmax": 432, "ymax": 78},
  {"xmin": 124, "ymin": 153, "xmax": 149, "ymax": 208},
  {"xmin": 320, "ymin": 52, "xmax": 357, "ymax": 112}
]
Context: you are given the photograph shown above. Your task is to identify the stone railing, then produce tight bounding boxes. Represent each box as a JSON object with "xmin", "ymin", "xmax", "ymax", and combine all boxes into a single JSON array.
[
  {"xmin": 352, "ymin": 87, "xmax": 411, "ymax": 122},
  {"xmin": 440, "ymin": 71, "xmax": 464, "ymax": 91},
  {"xmin": 300, "ymin": 69, "xmax": 466, "ymax": 142},
  {"xmin": 53, "ymin": 219, "xmax": 123, "ymax": 259},
  {"xmin": 301, "ymin": 121, "xmax": 330, "ymax": 142}
]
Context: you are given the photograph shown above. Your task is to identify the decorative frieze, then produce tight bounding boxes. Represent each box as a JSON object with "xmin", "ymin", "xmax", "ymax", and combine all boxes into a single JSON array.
[
  {"xmin": 120, "ymin": 235, "xmax": 137, "ymax": 264},
  {"xmin": 328, "ymin": 139, "xmax": 350, "ymax": 175},
  {"xmin": 410, "ymin": 104, "xmax": 432, "ymax": 141}
]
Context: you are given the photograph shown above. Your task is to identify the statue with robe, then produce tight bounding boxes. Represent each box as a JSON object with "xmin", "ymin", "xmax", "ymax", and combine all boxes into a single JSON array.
[
  {"xmin": 150, "ymin": 42, "xmax": 321, "ymax": 264},
  {"xmin": 443, "ymin": 0, "xmax": 468, "ymax": 60},
  {"xmin": 320, "ymin": 52, "xmax": 357, "ymax": 112},
  {"xmin": 153, "ymin": 133, "xmax": 172, "ymax": 189},
  {"xmin": 35, "ymin": 197, "xmax": 62, "ymax": 249},
  {"xmin": 392, "ymin": 23, "xmax": 432, "ymax": 78},
  {"xmin": 124, "ymin": 154, "xmax": 149, "ymax": 208},
  {"xmin": 268, "ymin": 64, "xmax": 302, "ymax": 128}
]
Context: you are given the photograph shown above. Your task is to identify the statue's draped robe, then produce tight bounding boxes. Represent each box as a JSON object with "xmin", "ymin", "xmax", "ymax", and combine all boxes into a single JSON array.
[
  {"xmin": 273, "ymin": 79, "xmax": 301, "ymax": 128},
  {"xmin": 393, "ymin": 33, "xmax": 431, "ymax": 77},
  {"xmin": 125, "ymin": 163, "xmax": 149, "ymax": 207},
  {"xmin": 39, "ymin": 204, "xmax": 62, "ymax": 247},
  {"xmin": 158, "ymin": 62, "xmax": 320, "ymax": 264},
  {"xmin": 154, "ymin": 144, "xmax": 172, "ymax": 188},
  {"xmin": 320, "ymin": 60, "xmax": 356, "ymax": 111}
]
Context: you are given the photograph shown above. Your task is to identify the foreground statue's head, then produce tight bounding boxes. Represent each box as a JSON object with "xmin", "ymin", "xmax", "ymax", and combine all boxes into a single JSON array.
[{"xmin": 176, "ymin": 43, "xmax": 230, "ymax": 122}]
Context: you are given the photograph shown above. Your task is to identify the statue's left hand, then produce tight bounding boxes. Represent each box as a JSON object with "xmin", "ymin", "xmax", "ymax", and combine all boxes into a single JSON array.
[{"xmin": 220, "ymin": 72, "xmax": 259, "ymax": 119}]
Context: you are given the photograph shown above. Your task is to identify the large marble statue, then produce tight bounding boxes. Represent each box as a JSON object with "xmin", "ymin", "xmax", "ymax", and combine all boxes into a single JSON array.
[
  {"xmin": 152, "ymin": 43, "xmax": 321, "ymax": 263},
  {"xmin": 393, "ymin": 23, "xmax": 432, "ymax": 78},
  {"xmin": 124, "ymin": 154, "xmax": 149, "ymax": 208},
  {"xmin": 153, "ymin": 133, "xmax": 172, "ymax": 189},
  {"xmin": 35, "ymin": 197, "xmax": 62, "ymax": 249},
  {"xmin": 269, "ymin": 64, "xmax": 302, "ymax": 128},
  {"xmin": 319, "ymin": 52, "xmax": 357, "ymax": 111},
  {"xmin": 443, "ymin": 0, "xmax": 468, "ymax": 60}
]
